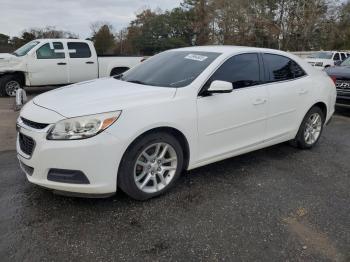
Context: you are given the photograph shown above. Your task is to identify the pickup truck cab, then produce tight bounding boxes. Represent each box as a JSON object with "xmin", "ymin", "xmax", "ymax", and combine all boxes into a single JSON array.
[
  {"xmin": 0, "ymin": 39, "xmax": 143, "ymax": 96},
  {"xmin": 305, "ymin": 51, "xmax": 349, "ymax": 70}
]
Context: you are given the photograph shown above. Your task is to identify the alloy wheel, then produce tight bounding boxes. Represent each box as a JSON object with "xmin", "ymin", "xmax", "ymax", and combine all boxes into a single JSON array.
[
  {"xmin": 304, "ymin": 113, "xmax": 322, "ymax": 145},
  {"xmin": 133, "ymin": 142, "xmax": 178, "ymax": 194}
]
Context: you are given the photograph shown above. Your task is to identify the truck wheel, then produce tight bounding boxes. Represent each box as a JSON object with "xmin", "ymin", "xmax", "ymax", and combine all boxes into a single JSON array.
[{"xmin": 0, "ymin": 75, "xmax": 23, "ymax": 97}]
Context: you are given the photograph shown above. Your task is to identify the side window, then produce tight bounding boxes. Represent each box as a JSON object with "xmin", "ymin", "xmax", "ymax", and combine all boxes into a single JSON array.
[
  {"xmin": 206, "ymin": 53, "xmax": 261, "ymax": 89},
  {"xmin": 263, "ymin": 54, "xmax": 305, "ymax": 82},
  {"xmin": 67, "ymin": 42, "xmax": 91, "ymax": 58},
  {"xmin": 340, "ymin": 53, "xmax": 346, "ymax": 61},
  {"xmin": 333, "ymin": 53, "xmax": 340, "ymax": 61},
  {"xmin": 290, "ymin": 60, "xmax": 306, "ymax": 78},
  {"xmin": 36, "ymin": 42, "xmax": 65, "ymax": 59}
]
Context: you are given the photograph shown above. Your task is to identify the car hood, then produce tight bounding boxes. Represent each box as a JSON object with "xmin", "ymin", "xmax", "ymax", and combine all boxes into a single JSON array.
[
  {"xmin": 33, "ymin": 78, "xmax": 177, "ymax": 118},
  {"xmin": 0, "ymin": 53, "xmax": 23, "ymax": 71},
  {"xmin": 325, "ymin": 66, "xmax": 350, "ymax": 78},
  {"xmin": 0, "ymin": 53, "xmax": 16, "ymax": 59}
]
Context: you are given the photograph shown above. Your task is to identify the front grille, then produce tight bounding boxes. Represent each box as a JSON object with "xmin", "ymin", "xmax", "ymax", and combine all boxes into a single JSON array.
[
  {"xmin": 19, "ymin": 133, "xmax": 35, "ymax": 156},
  {"xmin": 21, "ymin": 117, "xmax": 49, "ymax": 129}
]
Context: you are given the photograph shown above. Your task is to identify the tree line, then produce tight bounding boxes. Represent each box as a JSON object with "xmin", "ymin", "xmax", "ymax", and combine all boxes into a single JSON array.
[{"xmin": 1, "ymin": 0, "xmax": 349, "ymax": 55}]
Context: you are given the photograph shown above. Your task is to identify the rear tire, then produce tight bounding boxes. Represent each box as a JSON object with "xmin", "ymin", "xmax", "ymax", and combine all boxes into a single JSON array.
[
  {"xmin": 118, "ymin": 132, "xmax": 184, "ymax": 200},
  {"xmin": 0, "ymin": 74, "xmax": 23, "ymax": 97},
  {"xmin": 292, "ymin": 106, "xmax": 325, "ymax": 149}
]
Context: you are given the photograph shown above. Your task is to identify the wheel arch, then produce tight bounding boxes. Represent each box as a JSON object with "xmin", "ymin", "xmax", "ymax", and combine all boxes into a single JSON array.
[
  {"xmin": 122, "ymin": 126, "xmax": 191, "ymax": 171},
  {"xmin": 1, "ymin": 71, "xmax": 26, "ymax": 85},
  {"xmin": 312, "ymin": 101, "xmax": 327, "ymax": 121}
]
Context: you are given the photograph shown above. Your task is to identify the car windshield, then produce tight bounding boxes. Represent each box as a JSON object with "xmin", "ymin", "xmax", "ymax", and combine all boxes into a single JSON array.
[
  {"xmin": 341, "ymin": 57, "xmax": 350, "ymax": 66},
  {"xmin": 13, "ymin": 41, "xmax": 40, "ymax": 56},
  {"xmin": 308, "ymin": 52, "xmax": 333, "ymax": 59},
  {"xmin": 117, "ymin": 51, "xmax": 221, "ymax": 88}
]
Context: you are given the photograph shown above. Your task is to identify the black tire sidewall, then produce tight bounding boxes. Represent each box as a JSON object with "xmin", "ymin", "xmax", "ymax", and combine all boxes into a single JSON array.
[
  {"xmin": 0, "ymin": 75, "xmax": 22, "ymax": 97},
  {"xmin": 118, "ymin": 132, "xmax": 184, "ymax": 200},
  {"xmin": 296, "ymin": 107, "xmax": 325, "ymax": 149}
]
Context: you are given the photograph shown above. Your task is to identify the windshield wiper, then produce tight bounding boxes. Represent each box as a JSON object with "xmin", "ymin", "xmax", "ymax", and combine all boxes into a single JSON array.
[
  {"xmin": 113, "ymin": 73, "xmax": 123, "ymax": 80},
  {"xmin": 126, "ymin": 80, "xmax": 149, "ymax": 85}
]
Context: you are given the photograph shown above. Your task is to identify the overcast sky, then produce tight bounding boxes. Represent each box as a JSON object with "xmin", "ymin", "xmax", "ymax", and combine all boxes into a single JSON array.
[{"xmin": 0, "ymin": 0, "xmax": 182, "ymax": 38}]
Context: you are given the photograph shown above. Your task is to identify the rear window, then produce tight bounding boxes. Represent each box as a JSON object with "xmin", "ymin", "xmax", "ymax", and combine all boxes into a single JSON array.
[{"xmin": 67, "ymin": 42, "xmax": 91, "ymax": 58}]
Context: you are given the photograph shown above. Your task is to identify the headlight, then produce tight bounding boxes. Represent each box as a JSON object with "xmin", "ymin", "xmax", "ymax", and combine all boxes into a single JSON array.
[
  {"xmin": 315, "ymin": 62, "xmax": 323, "ymax": 67},
  {"xmin": 47, "ymin": 111, "xmax": 121, "ymax": 140}
]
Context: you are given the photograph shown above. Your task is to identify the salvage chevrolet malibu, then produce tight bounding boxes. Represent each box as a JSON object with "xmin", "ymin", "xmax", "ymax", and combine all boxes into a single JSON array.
[{"xmin": 17, "ymin": 46, "xmax": 336, "ymax": 200}]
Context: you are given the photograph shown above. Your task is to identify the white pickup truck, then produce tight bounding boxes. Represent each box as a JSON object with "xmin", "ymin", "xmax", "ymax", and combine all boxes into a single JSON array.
[
  {"xmin": 0, "ymin": 39, "xmax": 144, "ymax": 96},
  {"xmin": 305, "ymin": 51, "xmax": 349, "ymax": 70}
]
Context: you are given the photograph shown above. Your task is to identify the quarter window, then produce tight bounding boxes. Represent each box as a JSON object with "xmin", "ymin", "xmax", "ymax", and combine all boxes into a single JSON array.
[
  {"xmin": 206, "ymin": 53, "xmax": 261, "ymax": 89},
  {"xmin": 263, "ymin": 54, "xmax": 305, "ymax": 82},
  {"xmin": 36, "ymin": 42, "xmax": 65, "ymax": 59},
  {"xmin": 67, "ymin": 42, "xmax": 91, "ymax": 58}
]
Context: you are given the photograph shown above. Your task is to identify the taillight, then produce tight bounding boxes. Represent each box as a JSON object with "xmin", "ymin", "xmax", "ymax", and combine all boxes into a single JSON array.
[{"xmin": 330, "ymin": 76, "xmax": 337, "ymax": 85}]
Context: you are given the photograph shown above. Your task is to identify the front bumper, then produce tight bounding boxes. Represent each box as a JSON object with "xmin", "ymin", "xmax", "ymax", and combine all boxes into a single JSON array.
[{"xmin": 16, "ymin": 121, "xmax": 124, "ymax": 195}]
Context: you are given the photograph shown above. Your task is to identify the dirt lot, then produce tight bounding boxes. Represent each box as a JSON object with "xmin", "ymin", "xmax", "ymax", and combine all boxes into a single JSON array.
[{"xmin": 0, "ymin": 88, "xmax": 349, "ymax": 261}]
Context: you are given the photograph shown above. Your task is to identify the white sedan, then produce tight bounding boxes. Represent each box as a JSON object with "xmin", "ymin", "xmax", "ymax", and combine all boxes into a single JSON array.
[{"xmin": 17, "ymin": 46, "xmax": 336, "ymax": 200}]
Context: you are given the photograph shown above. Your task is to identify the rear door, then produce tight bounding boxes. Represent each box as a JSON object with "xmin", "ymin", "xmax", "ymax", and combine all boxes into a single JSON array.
[
  {"xmin": 28, "ymin": 41, "xmax": 68, "ymax": 86},
  {"xmin": 262, "ymin": 53, "xmax": 308, "ymax": 141},
  {"xmin": 67, "ymin": 42, "xmax": 98, "ymax": 83}
]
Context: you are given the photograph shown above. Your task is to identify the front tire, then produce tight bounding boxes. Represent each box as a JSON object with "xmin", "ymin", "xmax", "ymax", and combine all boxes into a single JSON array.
[
  {"xmin": 292, "ymin": 106, "xmax": 325, "ymax": 149},
  {"xmin": 118, "ymin": 132, "xmax": 184, "ymax": 200},
  {"xmin": 0, "ymin": 75, "xmax": 23, "ymax": 97}
]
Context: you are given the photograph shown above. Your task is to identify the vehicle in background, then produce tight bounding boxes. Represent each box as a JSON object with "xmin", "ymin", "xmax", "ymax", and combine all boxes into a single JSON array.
[
  {"xmin": 16, "ymin": 46, "xmax": 336, "ymax": 200},
  {"xmin": 326, "ymin": 56, "xmax": 350, "ymax": 108},
  {"xmin": 305, "ymin": 51, "xmax": 348, "ymax": 69},
  {"xmin": 0, "ymin": 39, "xmax": 144, "ymax": 96}
]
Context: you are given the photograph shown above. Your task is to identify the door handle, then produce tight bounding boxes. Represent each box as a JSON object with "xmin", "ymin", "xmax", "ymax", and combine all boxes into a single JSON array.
[
  {"xmin": 253, "ymin": 98, "xmax": 267, "ymax": 105},
  {"xmin": 86, "ymin": 61, "xmax": 94, "ymax": 64},
  {"xmin": 298, "ymin": 89, "xmax": 308, "ymax": 95},
  {"xmin": 57, "ymin": 62, "xmax": 66, "ymax": 65}
]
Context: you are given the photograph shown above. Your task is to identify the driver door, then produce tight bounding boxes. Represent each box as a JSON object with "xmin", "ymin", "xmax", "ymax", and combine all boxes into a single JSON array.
[
  {"xmin": 28, "ymin": 41, "xmax": 69, "ymax": 86},
  {"xmin": 197, "ymin": 53, "xmax": 268, "ymax": 162}
]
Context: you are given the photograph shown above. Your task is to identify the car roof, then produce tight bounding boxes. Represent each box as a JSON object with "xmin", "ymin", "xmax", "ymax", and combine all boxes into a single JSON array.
[{"xmin": 171, "ymin": 45, "xmax": 304, "ymax": 61}]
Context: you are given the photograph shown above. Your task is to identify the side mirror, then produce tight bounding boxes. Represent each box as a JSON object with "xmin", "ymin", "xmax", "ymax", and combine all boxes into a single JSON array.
[
  {"xmin": 334, "ymin": 60, "xmax": 342, "ymax": 66},
  {"xmin": 207, "ymin": 80, "xmax": 233, "ymax": 94}
]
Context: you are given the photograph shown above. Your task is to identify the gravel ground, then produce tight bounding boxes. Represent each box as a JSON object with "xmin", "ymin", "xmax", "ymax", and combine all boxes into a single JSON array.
[{"xmin": 0, "ymin": 88, "xmax": 349, "ymax": 261}]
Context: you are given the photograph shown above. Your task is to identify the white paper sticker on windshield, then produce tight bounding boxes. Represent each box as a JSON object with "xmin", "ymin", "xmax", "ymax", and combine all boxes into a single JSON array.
[{"xmin": 185, "ymin": 54, "xmax": 208, "ymax": 62}]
